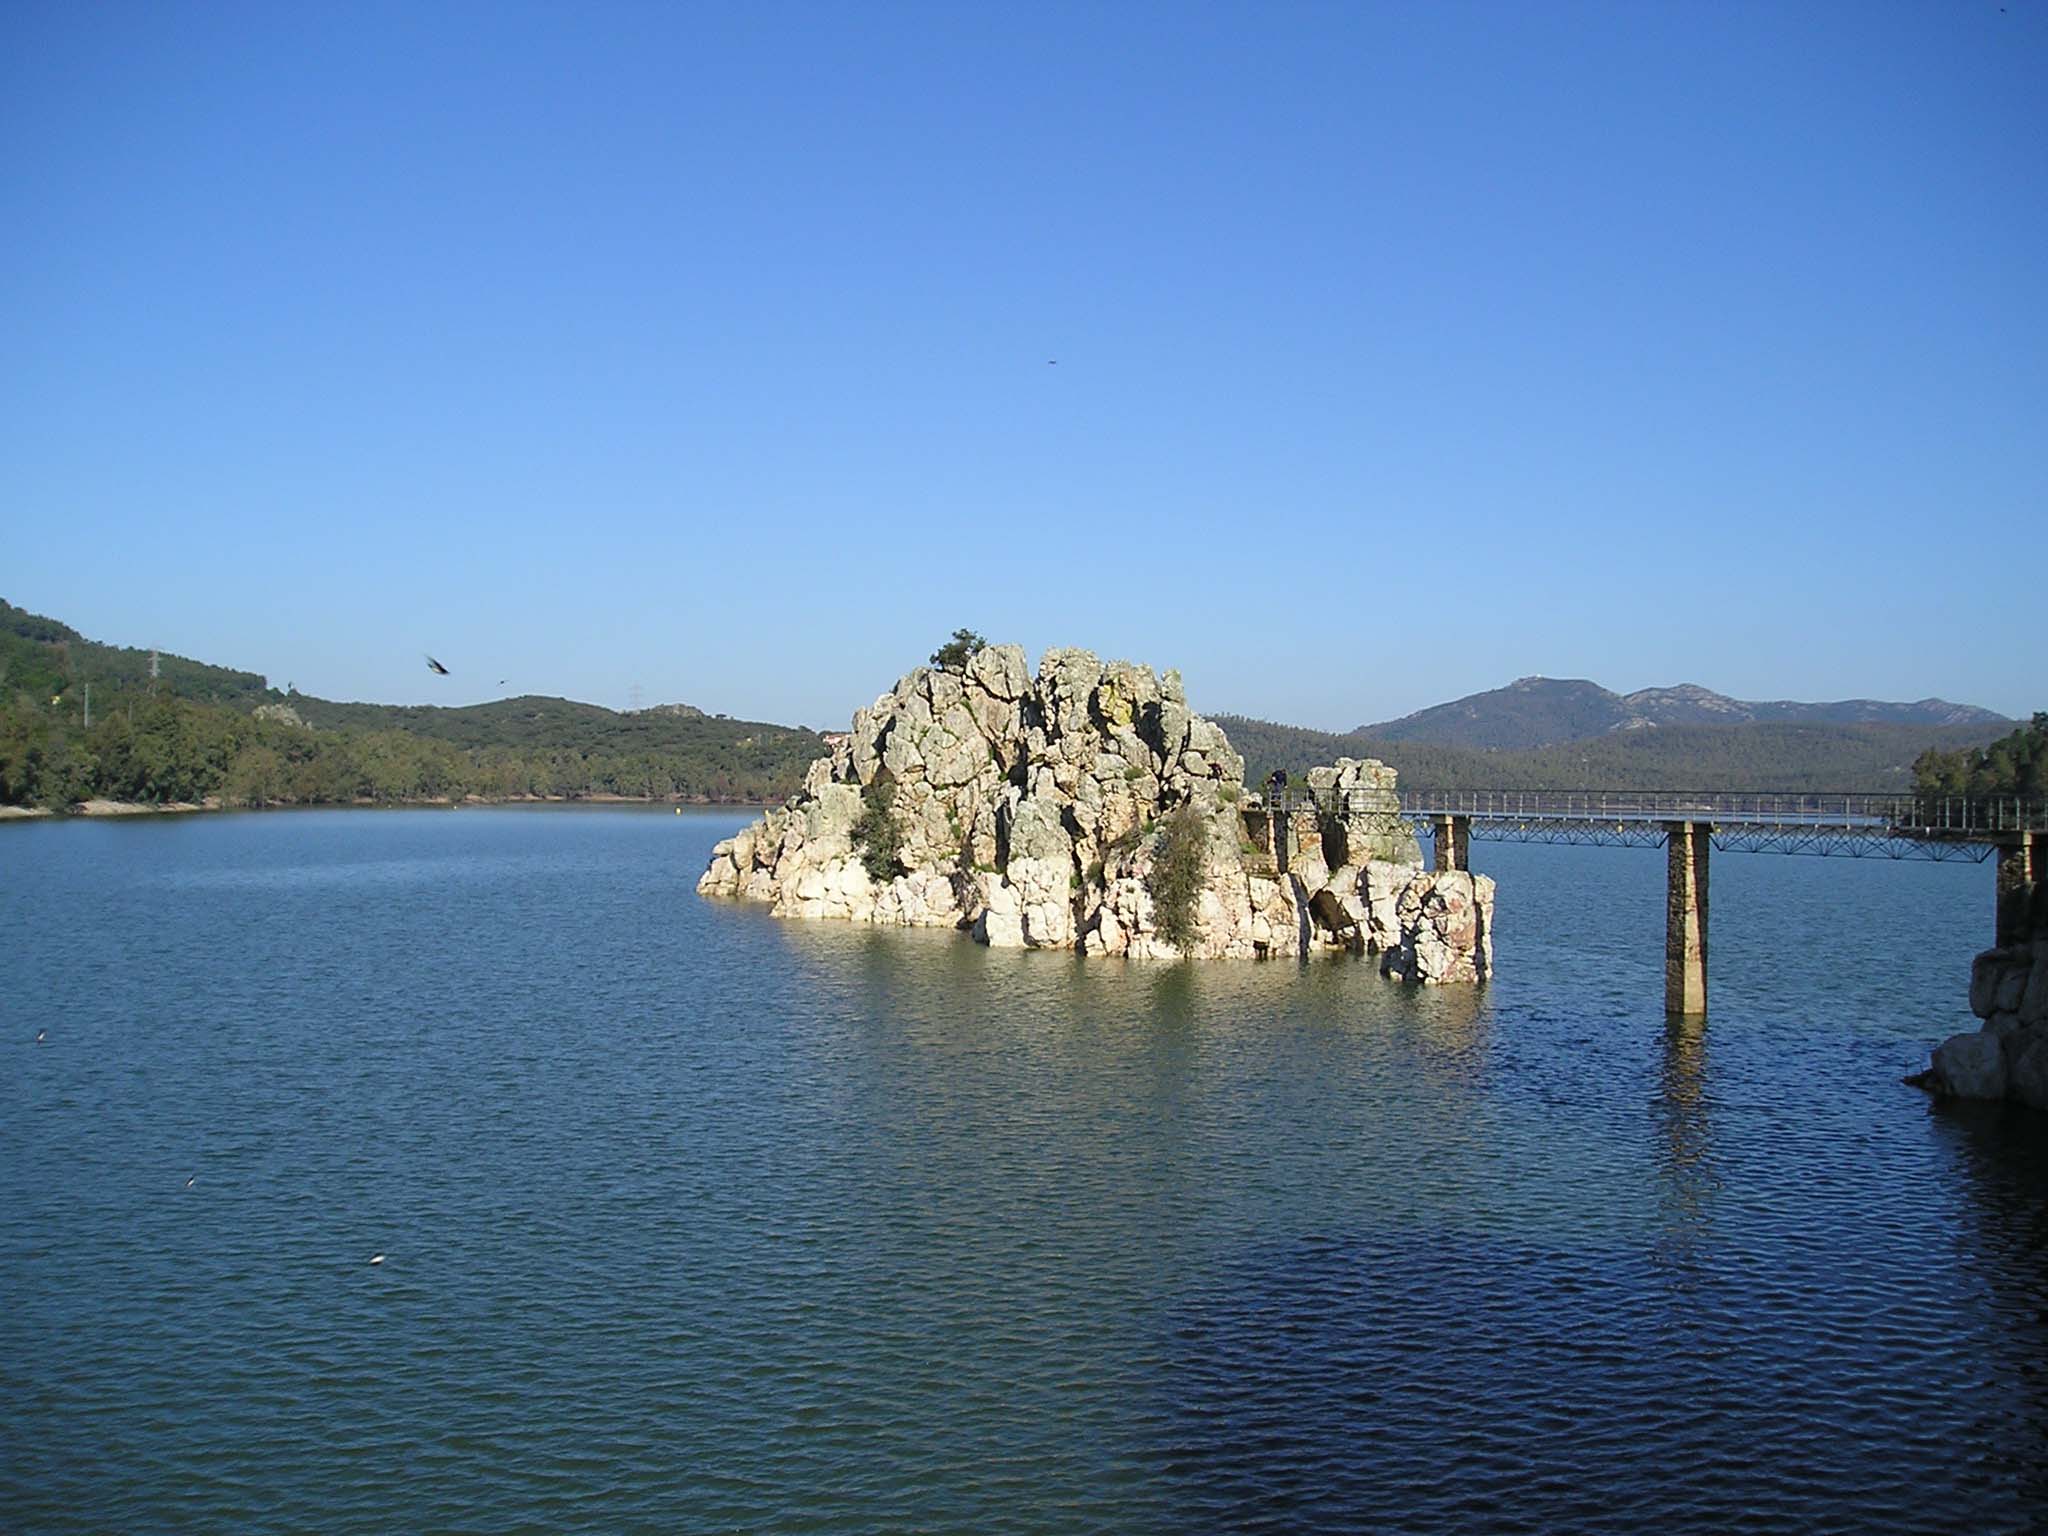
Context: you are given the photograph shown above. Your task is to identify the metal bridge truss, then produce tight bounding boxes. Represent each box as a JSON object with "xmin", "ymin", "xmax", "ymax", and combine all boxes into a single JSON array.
[
  {"xmin": 1461, "ymin": 817, "xmax": 1995, "ymax": 861},
  {"xmin": 1315, "ymin": 810, "xmax": 1997, "ymax": 860},
  {"xmin": 1248, "ymin": 789, "xmax": 2041, "ymax": 861}
]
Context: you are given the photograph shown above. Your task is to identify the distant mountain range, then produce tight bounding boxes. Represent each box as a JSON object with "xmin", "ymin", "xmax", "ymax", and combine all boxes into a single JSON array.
[
  {"xmin": 1199, "ymin": 675, "xmax": 2017, "ymax": 793},
  {"xmin": 1358, "ymin": 677, "xmax": 2008, "ymax": 753}
]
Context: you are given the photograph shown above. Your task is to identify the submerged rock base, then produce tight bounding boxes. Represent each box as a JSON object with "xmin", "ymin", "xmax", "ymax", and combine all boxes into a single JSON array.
[
  {"xmin": 1915, "ymin": 882, "xmax": 2048, "ymax": 1108},
  {"xmin": 698, "ymin": 646, "xmax": 1491, "ymax": 981}
]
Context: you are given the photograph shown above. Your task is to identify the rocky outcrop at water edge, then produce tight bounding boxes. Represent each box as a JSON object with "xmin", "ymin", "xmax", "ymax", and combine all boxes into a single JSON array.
[
  {"xmin": 1915, "ymin": 882, "xmax": 2048, "ymax": 1109},
  {"xmin": 697, "ymin": 646, "xmax": 1492, "ymax": 980}
]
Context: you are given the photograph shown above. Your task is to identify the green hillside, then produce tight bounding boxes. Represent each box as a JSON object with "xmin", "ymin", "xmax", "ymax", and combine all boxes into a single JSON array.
[
  {"xmin": 0, "ymin": 598, "xmax": 824, "ymax": 810},
  {"xmin": 1359, "ymin": 678, "xmax": 1629, "ymax": 751},
  {"xmin": 1, "ymin": 599, "xmax": 273, "ymax": 709},
  {"xmin": 1913, "ymin": 714, "xmax": 2048, "ymax": 801},
  {"xmin": 1214, "ymin": 713, "xmax": 2013, "ymax": 794},
  {"xmin": 294, "ymin": 692, "xmax": 814, "ymax": 763}
]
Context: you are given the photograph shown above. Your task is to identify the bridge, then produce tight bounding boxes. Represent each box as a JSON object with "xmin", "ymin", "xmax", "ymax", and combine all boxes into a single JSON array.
[{"xmin": 1254, "ymin": 788, "xmax": 2047, "ymax": 1015}]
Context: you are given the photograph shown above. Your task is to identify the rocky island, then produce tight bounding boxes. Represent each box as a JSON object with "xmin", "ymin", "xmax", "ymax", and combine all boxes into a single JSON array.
[{"xmin": 698, "ymin": 645, "xmax": 1492, "ymax": 980}]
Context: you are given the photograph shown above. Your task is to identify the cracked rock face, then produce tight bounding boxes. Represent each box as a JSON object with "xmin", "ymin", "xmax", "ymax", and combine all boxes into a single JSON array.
[
  {"xmin": 698, "ymin": 645, "xmax": 1486, "ymax": 982},
  {"xmin": 1381, "ymin": 870, "xmax": 1496, "ymax": 984}
]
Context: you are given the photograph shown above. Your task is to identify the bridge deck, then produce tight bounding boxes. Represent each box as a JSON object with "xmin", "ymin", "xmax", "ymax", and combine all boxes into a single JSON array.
[
  {"xmin": 1244, "ymin": 787, "xmax": 2042, "ymax": 1009},
  {"xmin": 1252, "ymin": 789, "xmax": 2045, "ymax": 860}
]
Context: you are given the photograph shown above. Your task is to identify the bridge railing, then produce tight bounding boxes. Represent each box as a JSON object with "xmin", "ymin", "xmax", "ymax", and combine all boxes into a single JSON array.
[
  {"xmin": 1244, "ymin": 787, "xmax": 2047, "ymax": 840},
  {"xmin": 1892, "ymin": 797, "xmax": 2048, "ymax": 837}
]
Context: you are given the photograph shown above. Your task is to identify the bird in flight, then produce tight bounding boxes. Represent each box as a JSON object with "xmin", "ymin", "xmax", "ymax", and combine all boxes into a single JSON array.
[{"xmin": 425, "ymin": 656, "xmax": 450, "ymax": 676}]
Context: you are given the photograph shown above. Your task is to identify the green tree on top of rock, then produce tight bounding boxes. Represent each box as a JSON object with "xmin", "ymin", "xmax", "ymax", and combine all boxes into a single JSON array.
[{"xmin": 929, "ymin": 630, "xmax": 988, "ymax": 670}]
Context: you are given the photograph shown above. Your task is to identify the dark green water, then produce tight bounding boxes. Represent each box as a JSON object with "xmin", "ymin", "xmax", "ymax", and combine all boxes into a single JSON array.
[{"xmin": 3, "ymin": 807, "xmax": 2044, "ymax": 1533}]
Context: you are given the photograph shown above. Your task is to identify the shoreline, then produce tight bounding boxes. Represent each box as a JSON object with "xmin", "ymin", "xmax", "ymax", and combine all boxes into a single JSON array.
[{"xmin": 0, "ymin": 793, "xmax": 780, "ymax": 822}]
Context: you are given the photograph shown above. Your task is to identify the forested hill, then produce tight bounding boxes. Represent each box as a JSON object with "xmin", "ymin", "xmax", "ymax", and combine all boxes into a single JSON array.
[
  {"xmin": 1214, "ymin": 714, "xmax": 2013, "ymax": 794},
  {"xmin": 1358, "ymin": 675, "xmax": 2008, "ymax": 752},
  {"xmin": 0, "ymin": 599, "xmax": 824, "ymax": 809},
  {"xmin": 290, "ymin": 693, "xmax": 816, "ymax": 761},
  {"xmin": 0, "ymin": 598, "xmax": 272, "ymax": 708},
  {"xmin": 1912, "ymin": 714, "xmax": 2048, "ymax": 801}
]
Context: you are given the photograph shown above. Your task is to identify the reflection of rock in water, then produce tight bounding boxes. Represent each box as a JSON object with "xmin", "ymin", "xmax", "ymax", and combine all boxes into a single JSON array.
[
  {"xmin": 1653, "ymin": 1014, "xmax": 1718, "ymax": 1275},
  {"xmin": 1408, "ymin": 982, "xmax": 1490, "ymax": 1094},
  {"xmin": 1925, "ymin": 1101, "xmax": 2048, "ymax": 1517},
  {"xmin": 1932, "ymin": 1099, "xmax": 2048, "ymax": 1257}
]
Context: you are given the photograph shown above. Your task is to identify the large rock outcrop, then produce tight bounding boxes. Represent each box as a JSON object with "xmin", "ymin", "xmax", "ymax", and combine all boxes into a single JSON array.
[
  {"xmin": 698, "ymin": 646, "xmax": 1491, "ymax": 980},
  {"xmin": 1382, "ymin": 870, "xmax": 1495, "ymax": 984},
  {"xmin": 1915, "ymin": 880, "xmax": 2048, "ymax": 1109}
]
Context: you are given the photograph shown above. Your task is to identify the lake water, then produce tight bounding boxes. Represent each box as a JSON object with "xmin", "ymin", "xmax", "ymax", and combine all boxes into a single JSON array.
[{"xmin": 3, "ymin": 807, "xmax": 2044, "ymax": 1533}]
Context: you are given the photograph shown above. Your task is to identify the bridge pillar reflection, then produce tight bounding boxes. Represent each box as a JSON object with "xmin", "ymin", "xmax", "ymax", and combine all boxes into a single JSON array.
[
  {"xmin": 1432, "ymin": 815, "xmax": 1470, "ymax": 872},
  {"xmin": 1664, "ymin": 821, "xmax": 1710, "ymax": 1016}
]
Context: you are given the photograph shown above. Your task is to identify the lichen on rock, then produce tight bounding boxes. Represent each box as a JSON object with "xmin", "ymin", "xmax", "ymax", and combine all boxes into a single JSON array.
[{"xmin": 698, "ymin": 645, "xmax": 1491, "ymax": 982}]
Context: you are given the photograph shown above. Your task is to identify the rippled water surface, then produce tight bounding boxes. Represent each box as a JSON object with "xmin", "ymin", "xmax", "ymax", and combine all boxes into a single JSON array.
[{"xmin": 4, "ymin": 807, "xmax": 2045, "ymax": 1533}]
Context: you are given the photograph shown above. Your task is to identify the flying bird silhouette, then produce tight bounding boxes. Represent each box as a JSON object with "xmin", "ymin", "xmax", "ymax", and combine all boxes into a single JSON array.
[{"xmin": 425, "ymin": 656, "xmax": 450, "ymax": 676}]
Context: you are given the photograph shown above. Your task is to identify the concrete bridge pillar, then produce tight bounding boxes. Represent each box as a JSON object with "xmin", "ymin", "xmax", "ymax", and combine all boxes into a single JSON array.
[
  {"xmin": 1432, "ymin": 815, "xmax": 1470, "ymax": 873},
  {"xmin": 1289, "ymin": 807, "xmax": 1325, "ymax": 869},
  {"xmin": 1665, "ymin": 821, "xmax": 1710, "ymax": 1016}
]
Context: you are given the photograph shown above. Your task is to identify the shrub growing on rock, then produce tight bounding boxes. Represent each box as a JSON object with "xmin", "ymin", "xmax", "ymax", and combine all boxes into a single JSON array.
[
  {"xmin": 1145, "ymin": 804, "xmax": 1210, "ymax": 954},
  {"xmin": 929, "ymin": 629, "xmax": 988, "ymax": 670},
  {"xmin": 854, "ymin": 779, "xmax": 905, "ymax": 882}
]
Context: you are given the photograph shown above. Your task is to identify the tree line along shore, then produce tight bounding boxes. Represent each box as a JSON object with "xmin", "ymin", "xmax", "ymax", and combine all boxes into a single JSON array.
[
  {"xmin": 0, "ymin": 689, "xmax": 821, "ymax": 812},
  {"xmin": 1, "ymin": 599, "xmax": 824, "ymax": 812},
  {"xmin": 3, "ymin": 600, "xmax": 2040, "ymax": 816}
]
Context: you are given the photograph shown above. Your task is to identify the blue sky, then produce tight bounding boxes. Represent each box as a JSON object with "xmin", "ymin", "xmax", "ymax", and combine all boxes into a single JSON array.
[{"xmin": 4, "ymin": 1, "xmax": 2041, "ymax": 730}]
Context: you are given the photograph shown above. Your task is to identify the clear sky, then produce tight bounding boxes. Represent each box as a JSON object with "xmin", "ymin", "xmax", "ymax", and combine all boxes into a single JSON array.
[{"xmin": 4, "ymin": 1, "xmax": 2041, "ymax": 730}]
